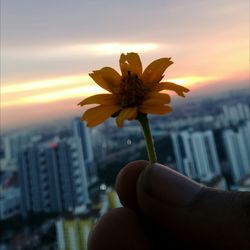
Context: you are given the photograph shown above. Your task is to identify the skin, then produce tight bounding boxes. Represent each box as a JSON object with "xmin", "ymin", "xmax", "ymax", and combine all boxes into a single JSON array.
[{"xmin": 88, "ymin": 161, "xmax": 250, "ymax": 250}]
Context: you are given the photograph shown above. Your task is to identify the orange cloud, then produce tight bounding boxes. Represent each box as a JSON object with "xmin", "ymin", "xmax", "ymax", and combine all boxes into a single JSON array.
[
  {"xmin": 6, "ymin": 42, "xmax": 160, "ymax": 60},
  {"xmin": 2, "ymin": 74, "xmax": 214, "ymax": 107}
]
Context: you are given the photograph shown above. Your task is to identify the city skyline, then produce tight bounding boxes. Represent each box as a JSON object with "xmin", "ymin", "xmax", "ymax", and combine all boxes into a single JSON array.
[
  {"xmin": 1, "ymin": 0, "xmax": 249, "ymax": 131},
  {"xmin": 1, "ymin": 91, "xmax": 249, "ymax": 248}
]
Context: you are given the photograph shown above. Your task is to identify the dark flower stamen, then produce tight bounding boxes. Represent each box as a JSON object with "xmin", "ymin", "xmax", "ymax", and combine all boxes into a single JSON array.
[{"xmin": 118, "ymin": 73, "xmax": 145, "ymax": 108}]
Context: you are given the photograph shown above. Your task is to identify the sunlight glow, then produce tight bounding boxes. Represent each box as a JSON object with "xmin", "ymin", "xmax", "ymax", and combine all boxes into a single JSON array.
[
  {"xmin": 168, "ymin": 76, "xmax": 217, "ymax": 87},
  {"xmin": 6, "ymin": 42, "xmax": 160, "ymax": 60},
  {"xmin": 2, "ymin": 74, "xmax": 211, "ymax": 107},
  {"xmin": 2, "ymin": 75, "xmax": 91, "ymax": 94},
  {"xmin": 23, "ymin": 85, "xmax": 106, "ymax": 104},
  {"xmin": 88, "ymin": 42, "xmax": 160, "ymax": 55},
  {"xmin": 2, "ymin": 85, "xmax": 107, "ymax": 107}
]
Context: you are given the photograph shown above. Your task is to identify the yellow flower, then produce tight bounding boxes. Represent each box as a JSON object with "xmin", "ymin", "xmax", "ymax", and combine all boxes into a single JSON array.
[{"xmin": 78, "ymin": 52, "xmax": 189, "ymax": 127}]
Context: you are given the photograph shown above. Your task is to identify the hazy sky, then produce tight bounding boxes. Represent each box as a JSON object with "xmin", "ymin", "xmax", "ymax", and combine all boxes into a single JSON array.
[{"xmin": 1, "ymin": 0, "xmax": 249, "ymax": 131}]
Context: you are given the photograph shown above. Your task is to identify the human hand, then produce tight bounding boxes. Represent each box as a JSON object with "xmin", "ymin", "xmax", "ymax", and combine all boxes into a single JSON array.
[{"xmin": 88, "ymin": 161, "xmax": 250, "ymax": 250}]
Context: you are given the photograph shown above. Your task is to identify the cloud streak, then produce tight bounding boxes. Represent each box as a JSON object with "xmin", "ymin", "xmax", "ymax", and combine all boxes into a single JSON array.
[
  {"xmin": 2, "ymin": 74, "xmax": 215, "ymax": 107},
  {"xmin": 4, "ymin": 42, "xmax": 161, "ymax": 61},
  {"xmin": 1, "ymin": 75, "xmax": 91, "ymax": 94}
]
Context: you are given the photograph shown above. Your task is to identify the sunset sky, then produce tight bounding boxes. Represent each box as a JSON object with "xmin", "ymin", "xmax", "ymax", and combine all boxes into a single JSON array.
[{"xmin": 1, "ymin": 0, "xmax": 249, "ymax": 131}]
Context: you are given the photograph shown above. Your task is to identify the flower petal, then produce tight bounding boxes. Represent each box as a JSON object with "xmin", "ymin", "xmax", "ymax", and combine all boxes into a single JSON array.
[
  {"xmin": 142, "ymin": 58, "xmax": 173, "ymax": 84},
  {"xmin": 81, "ymin": 105, "xmax": 120, "ymax": 127},
  {"xmin": 153, "ymin": 82, "xmax": 190, "ymax": 97},
  {"xmin": 90, "ymin": 67, "xmax": 122, "ymax": 93},
  {"xmin": 142, "ymin": 92, "xmax": 171, "ymax": 106},
  {"xmin": 78, "ymin": 94, "xmax": 116, "ymax": 106},
  {"xmin": 119, "ymin": 53, "xmax": 142, "ymax": 77},
  {"xmin": 116, "ymin": 107, "xmax": 138, "ymax": 128},
  {"xmin": 139, "ymin": 104, "xmax": 172, "ymax": 115}
]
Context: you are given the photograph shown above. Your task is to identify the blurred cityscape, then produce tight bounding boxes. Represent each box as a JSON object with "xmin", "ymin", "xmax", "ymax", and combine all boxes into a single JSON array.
[{"xmin": 0, "ymin": 88, "xmax": 250, "ymax": 249}]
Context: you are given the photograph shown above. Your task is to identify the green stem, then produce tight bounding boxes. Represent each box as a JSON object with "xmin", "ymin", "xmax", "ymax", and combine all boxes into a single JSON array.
[{"xmin": 138, "ymin": 114, "xmax": 157, "ymax": 164}]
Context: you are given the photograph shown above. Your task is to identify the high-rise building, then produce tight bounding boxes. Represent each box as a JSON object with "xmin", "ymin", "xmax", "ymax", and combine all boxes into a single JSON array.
[
  {"xmin": 191, "ymin": 132, "xmax": 211, "ymax": 178},
  {"xmin": 171, "ymin": 130, "xmax": 221, "ymax": 181},
  {"xmin": 72, "ymin": 118, "xmax": 97, "ymax": 184},
  {"xmin": 239, "ymin": 121, "xmax": 250, "ymax": 157},
  {"xmin": 223, "ymin": 126, "xmax": 250, "ymax": 183},
  {"xmin": 56, "ymin": 217, "xmax": 92, "ymax": 250},
  {"xmin": 179, "ymin": 131, "xmax": 197, "ymax": 178},
  {"xmin": 170, "ymin": 133, "xmax": 185, "ymax": 174},
  {"xmin": 72, "ymin": 118, "xmax": 93, "ymax": 164},
  {"xmin": 91, "ymin": 128, "xmax": 107, "ymax": 163},
  {"xmin": 18, "ymin": 138, "xmax": 89, "ymax": 216},
  {"xmin": 222, "ymin": 104, "xmax": 250, "ymax": 126},
  {"xmin": 0, "ymin": 187, "xmax": 21, "ymax": 220},
  {"xmin": 203, "ymin": 131, "xmax": 221, "ymax": 175},
  {"xmin": 3, "ymin": 132, "xmax": 31, "ymax": 162}
]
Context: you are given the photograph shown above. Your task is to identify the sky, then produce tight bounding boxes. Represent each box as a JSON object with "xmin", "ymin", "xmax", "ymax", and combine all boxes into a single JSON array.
[{"xmin": 1, "ymin": 0, "xmax": 249, "ymax": 131}]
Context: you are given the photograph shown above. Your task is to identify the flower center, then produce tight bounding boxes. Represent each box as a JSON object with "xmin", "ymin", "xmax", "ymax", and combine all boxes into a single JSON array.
[{"xmin": 118, "ymin": 71, "xmax": 146, "ymax": 108}]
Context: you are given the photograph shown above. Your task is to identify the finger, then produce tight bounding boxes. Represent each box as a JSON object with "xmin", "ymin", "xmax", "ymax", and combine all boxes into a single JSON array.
[
  {"xmin": 115, "ymin": 160, "xmax": 148, "ymax": 210},
  {"xmin": 137, "ymin": 163, "xmax": 250, "ymax": 250},
  {"xmin": 88, "ymin": 207, "xmax": 150, "ymax": 250}
]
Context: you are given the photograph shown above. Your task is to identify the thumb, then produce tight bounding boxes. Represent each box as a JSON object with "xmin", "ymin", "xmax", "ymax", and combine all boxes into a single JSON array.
[{"xmin": 136, "ymin": 163, "xmax": 250, "ymax": 250}]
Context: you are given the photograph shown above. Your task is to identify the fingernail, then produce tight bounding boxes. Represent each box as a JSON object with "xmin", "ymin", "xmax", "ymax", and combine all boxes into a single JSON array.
[{"xmin": 141, "ymin": 163, "xmax": 203, "ymax": 206}]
